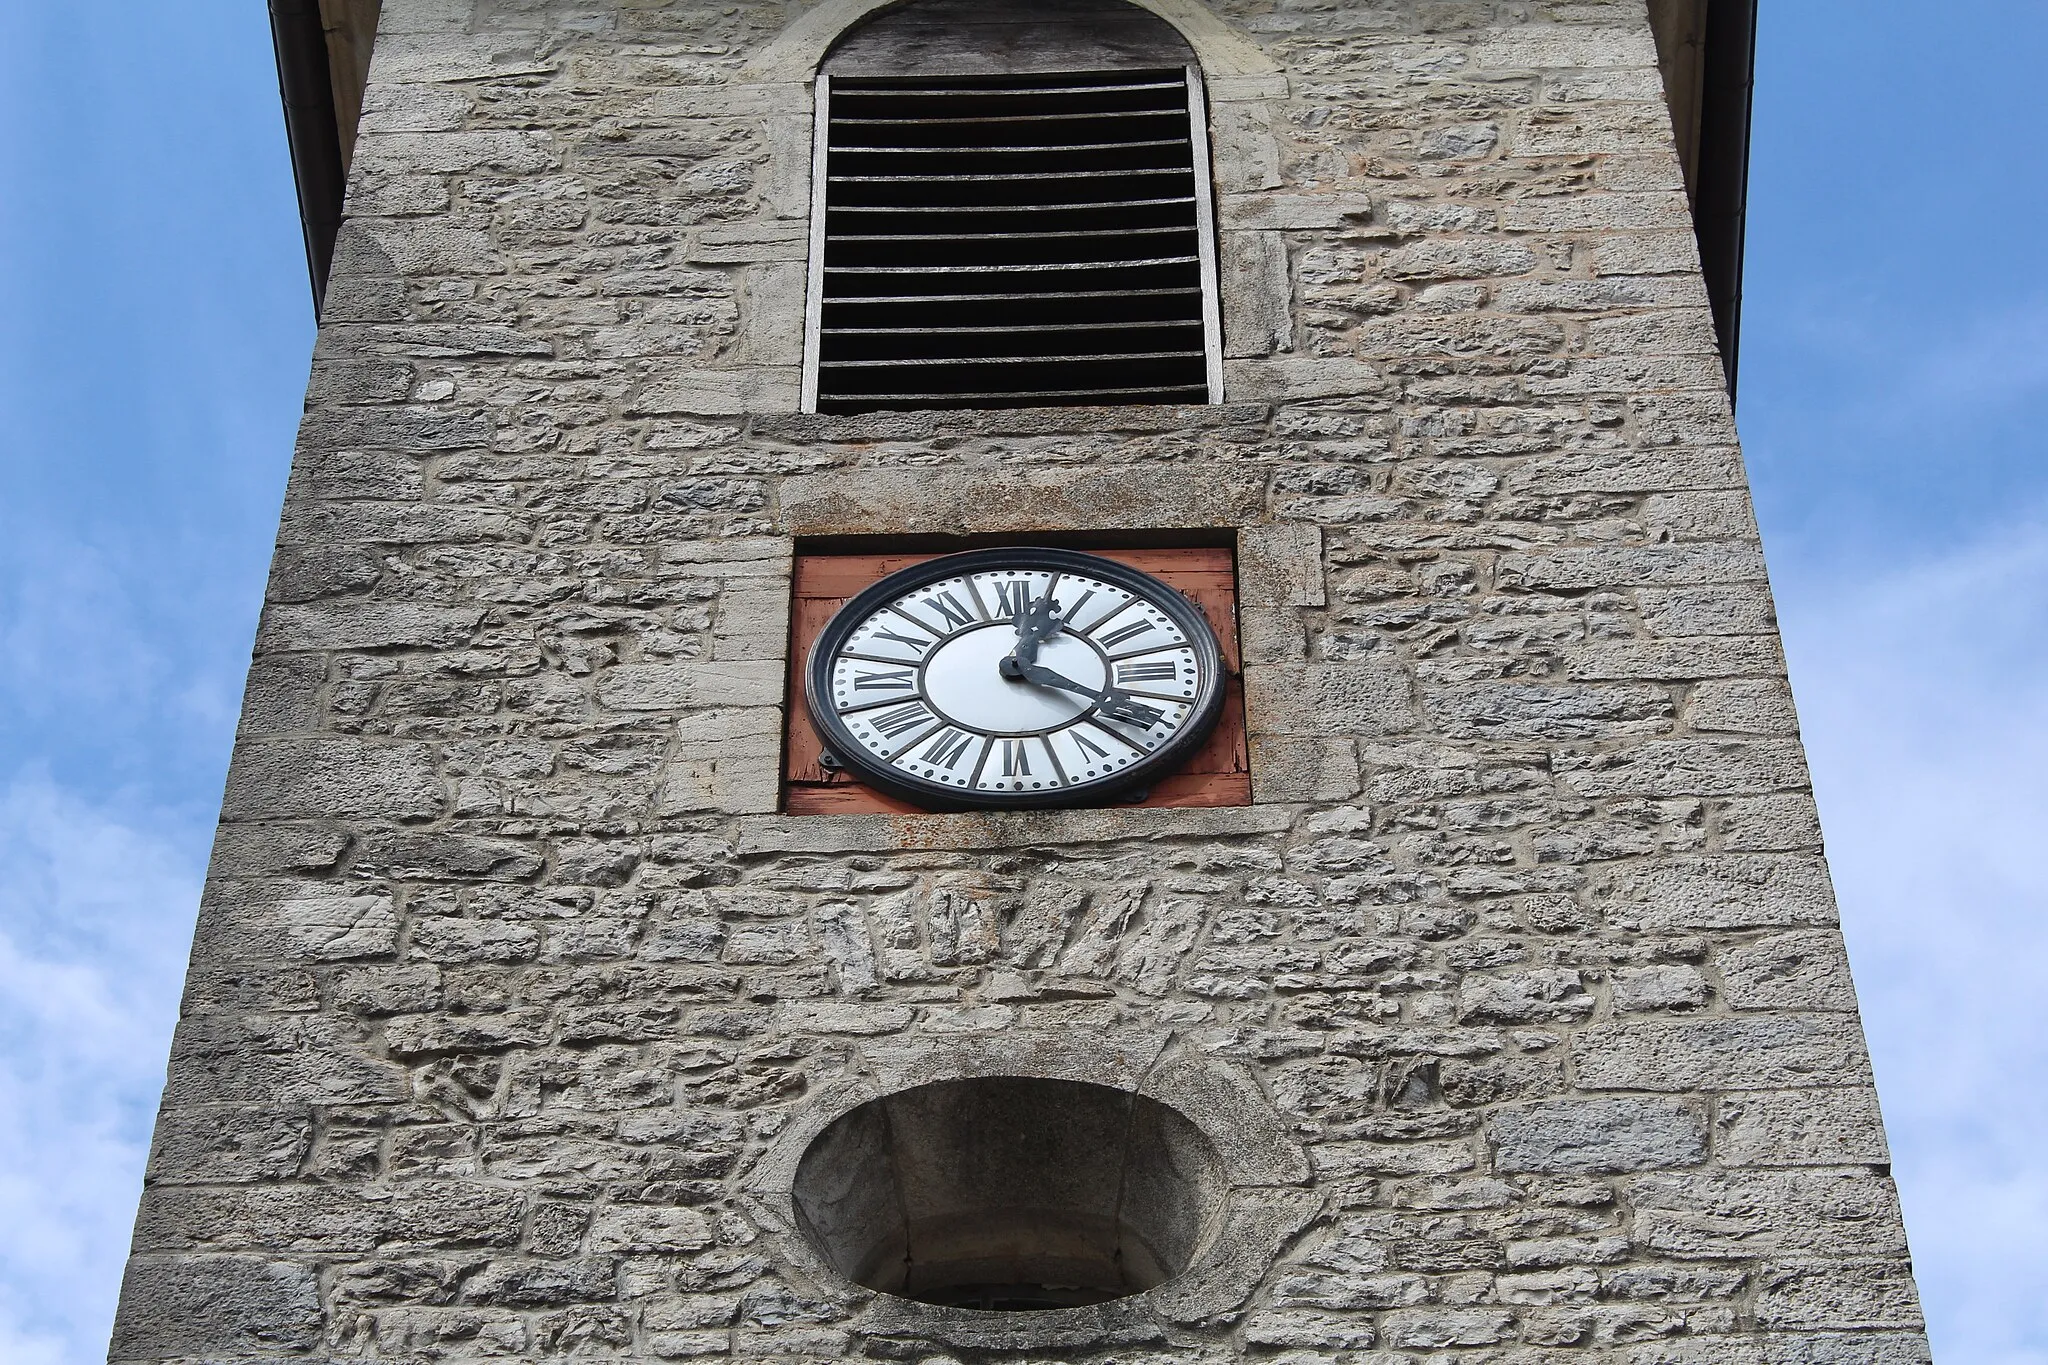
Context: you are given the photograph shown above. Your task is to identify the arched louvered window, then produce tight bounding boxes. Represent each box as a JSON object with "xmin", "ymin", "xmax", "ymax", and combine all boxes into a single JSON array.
[{"xmin": 801, "ymin": 0, "xmax": 1224, "ymax": 414}]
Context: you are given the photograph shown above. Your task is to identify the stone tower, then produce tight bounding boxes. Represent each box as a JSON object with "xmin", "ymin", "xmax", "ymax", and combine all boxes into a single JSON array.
[{"xmin": 113, "ymin": 1, "xmax": 1932, "ymax": 1361}]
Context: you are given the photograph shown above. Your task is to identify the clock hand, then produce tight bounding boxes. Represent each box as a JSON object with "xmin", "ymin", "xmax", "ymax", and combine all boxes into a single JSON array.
[
  {"xmin": 1000, "ymin": 593, "xmax": 1066, "ymax": 674},
  {"xmin": 1005, "ymin": 662, "xmax": 1166, "ymax": 728}
]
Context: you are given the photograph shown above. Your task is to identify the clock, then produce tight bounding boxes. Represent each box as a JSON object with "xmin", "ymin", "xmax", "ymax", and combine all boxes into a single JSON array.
[{"xmin": 803, "ymin": 548, "xmax": 1228, "ymax": 810}]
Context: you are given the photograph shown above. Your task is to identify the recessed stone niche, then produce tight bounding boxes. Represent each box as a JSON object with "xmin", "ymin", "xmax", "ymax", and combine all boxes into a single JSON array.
[{"xmin": 791, "ymin": 1076, "xmax": 1228, "ymax": 1311}]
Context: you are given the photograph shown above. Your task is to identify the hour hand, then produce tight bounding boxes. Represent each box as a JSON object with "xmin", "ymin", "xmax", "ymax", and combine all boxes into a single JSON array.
[
  {"xmin": 1007, "ymin": 663, "xmax": 1165, "ymax": 729},
  {"xmin": 1001, "ymin": 594, "xmax": 1065, "ymax": 673}
]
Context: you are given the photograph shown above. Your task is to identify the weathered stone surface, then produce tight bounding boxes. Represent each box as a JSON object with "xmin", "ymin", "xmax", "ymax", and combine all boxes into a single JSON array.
[
  {"xmin": 110, "ymin": 0, "xmax": 1922, "ymax": 1359},
  {"xmin": 1491, "ymin": 1097, "xmax": 1706, "ymax": 1173},
  {"xmin": 1715, "ymin": 1088, "xmax": 1892, "ymax": 1167},
  {"xmin": 110, "ymin": 1255, "xmax": 322, "ymax": 1356},
  {"xmin": 1630, "ymin": 1170, "xmax": 1909, "ymax": 1259},
  {"xmin": 1720, "ymin": 931, "xmax": 1861, "ymax": 1011},
  {"xmin": 1245, "ymin": 663, "xmax": 1415, "ymax": 736},
  {"xmin": 221, "ymin": 738, "xmax": 443, "ymax": 821},
  {"xmin": 1574, "ymin": 1018, "xmax": 1871, "ymax": 1091}
]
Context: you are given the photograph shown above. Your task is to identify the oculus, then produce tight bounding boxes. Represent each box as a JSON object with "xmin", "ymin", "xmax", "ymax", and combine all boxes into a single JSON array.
[
  {"xmin": 790, "ymin": 1076, "xmax": 1227, "ymax": 1310},
  {"xmin": 803, "ymin": 547, "xmax": 1226, "ymax": 809}
]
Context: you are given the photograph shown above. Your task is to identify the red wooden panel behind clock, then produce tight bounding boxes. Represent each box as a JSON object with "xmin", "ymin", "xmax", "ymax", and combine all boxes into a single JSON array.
[{"xmin": 783, "ymin": 548, "xmax": 1251, "ymax": 814}]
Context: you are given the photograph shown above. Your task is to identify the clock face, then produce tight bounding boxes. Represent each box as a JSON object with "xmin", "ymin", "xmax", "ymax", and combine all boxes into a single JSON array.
[{"xmin": 804, "ymin": 548, "xmax": 1227, "ymax": 810}]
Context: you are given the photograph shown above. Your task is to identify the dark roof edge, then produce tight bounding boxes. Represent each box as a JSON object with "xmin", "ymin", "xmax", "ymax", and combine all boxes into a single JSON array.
[
  {"xmin": 1695, "ymin": 0, "xmax": 1758, "ymax": 400},
  {"xmin": 270, "ymin": 0, "xmax": 344, "ymax": 316}
]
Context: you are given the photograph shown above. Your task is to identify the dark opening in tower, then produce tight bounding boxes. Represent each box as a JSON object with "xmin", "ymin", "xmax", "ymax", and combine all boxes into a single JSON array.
[
  {"xmin": 791, "ymin": 1077, "xmax": 1228, "ymax": 1311},
  {"xmin": 802, "ymin": 0, "xmax": 1223, "ymax": 414}
]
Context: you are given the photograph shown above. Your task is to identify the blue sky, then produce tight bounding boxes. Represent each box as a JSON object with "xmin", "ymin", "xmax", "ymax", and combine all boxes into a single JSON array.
[{"xmin": 1, "ymin": 2, "xmax": 2043, "ymax": 1362}]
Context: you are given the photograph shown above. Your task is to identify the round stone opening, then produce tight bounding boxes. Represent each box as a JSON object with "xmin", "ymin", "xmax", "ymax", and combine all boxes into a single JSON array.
[{"xmin": 792, "ymin": 1077, "xmax": 1227, "ymax": 1311}]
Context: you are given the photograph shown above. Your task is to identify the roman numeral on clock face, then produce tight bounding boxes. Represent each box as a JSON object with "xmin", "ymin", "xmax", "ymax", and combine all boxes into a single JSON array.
[
  {"xmin": 853, "ymin": 668, "xmax": 915, "ymax": 691},
  {"xmin": 871, "ymin": 629, "xmax": 931, "ymax": 655},
  {"xmin": 923, "ymin": 591, "xmax": 977, "ymax": 630},
  {"xmin": 991, "ymin": 580, "xmax": 1032, "ymax": 617},
  {"xmin": 1000, "ymin": 739, "xmax": 1032, "ymax": 777},
  {"xmin": 870, "ymin": 702, "xmax": 935, "ymax": 738},
  {"xmin": 1097, "ymin": 618, "xmax": 1157, "ymax": 649},
  {"xmin": 917, "ymin": 727, "xmax": 976, "ymax": 770},
  {"xmin": 1116, "ymin": 660, "xmax": 1179, "ymax": 685}
]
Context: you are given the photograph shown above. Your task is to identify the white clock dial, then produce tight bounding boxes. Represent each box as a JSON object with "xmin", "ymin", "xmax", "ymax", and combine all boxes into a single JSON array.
[{"xmin": 806, "ymin": 549, "xmax": 1228, "ymax": 810}]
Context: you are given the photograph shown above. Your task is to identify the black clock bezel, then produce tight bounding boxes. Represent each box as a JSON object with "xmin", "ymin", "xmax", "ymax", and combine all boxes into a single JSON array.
[{"xmin": 802, "ymin": 547, "xmax": 1230, "ymax": 812}]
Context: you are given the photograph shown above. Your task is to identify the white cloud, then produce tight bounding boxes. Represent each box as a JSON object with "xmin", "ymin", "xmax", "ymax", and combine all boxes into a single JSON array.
[
  {"xmin": 1777, "ymin": 517, "xmax": 2048, "ymax": 1364},
  {"xmin": 0, "ymin": 534, "xmax": 166, "ymax": 722},
  {"xmin": 0, "ymin": 775, "xmax": 199, "ymax": 1365}
]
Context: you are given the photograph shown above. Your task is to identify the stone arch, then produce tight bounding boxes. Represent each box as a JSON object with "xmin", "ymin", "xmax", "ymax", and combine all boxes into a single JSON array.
[
  {"xmin": 735, "ymin": 0, "xmax": 1294, "ymax": 407},
  {"xmin": 739, "ymin": 1030, "xmax": 1320, "ymax": 1344},
  {"xmin": 739, "ymin": 0, "xmax": 1280, "ymax": 84}
]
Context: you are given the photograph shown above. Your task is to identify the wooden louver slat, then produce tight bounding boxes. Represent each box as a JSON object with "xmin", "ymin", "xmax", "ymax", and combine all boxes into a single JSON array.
[{"xmin": 803, "ymin": 67, "xmax": 1223, "ymax": 414}]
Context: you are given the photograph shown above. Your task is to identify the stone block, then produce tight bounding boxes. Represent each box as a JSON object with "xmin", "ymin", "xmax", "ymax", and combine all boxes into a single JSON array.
[
  {"xmin": 1586, "ymin": 307, "xmax": 1723, "ymax": 354},
  {"xmin": 1749, "ymin": 1332, "xmax": 1932, "ymax": 1363},
  {"xmin": 1218, "ymin": 192, "xmax": 1373, "ymax": 230},
  {"xmin": 1593, "ymin": 230, "xmax": 1704, "ymax": 275},
  {"xmin": 408, "ymin": 916, "xmax": 541, "ymax": 964},
  {"xmin": 110, "ymin": 1255, "xmax": 322, "ymax": 1357},
  {"xmin": 1239, "ymin": 523, "xmax": 1325, "ymax": 607},
  {"xmin": 1573, "ymin": 1018, "xmax": 1870, "ymax": 1091},
  {"xmin": 631, "ymin": 367, "xmax": 801, "ymax": 416},
  {"xmin": 1425, "ymin": 682, "xmax": 1673, "ymax": 741},
  {"xmin": 1754, "ymin": 1259, "xmax": 1926, "ymax": 1330},
  {"xmin": 710, "ymin": 584, "xmax": 792, "ymax": 661},
  {"xmin": 1710, "ymin": 799, "xmax": 1819, "ymax": 861},
  {"xmin": 197, "ymin": 886, "xmax": 399, "ymax": 964},
  {"xmin": 237, "ymin": 654, "xmax": 328, "ymax": 734},
  {"xmin": 331, "ymin": 963, "xmax": 443, "ymax": 1014},
  {"xmin": 1593, "ymin": 855, "xmax": 1838, "ymax": 932},
  {"xmin": 1381, "ymin": 240, "xmax": 1538, "ymax": 281},
  {"xmin": 265, "ymin": 546, "xmax": 385, "ymax": 605},
  {"xmin": 1379, "ymin": 1308, "xmax": 1517, "ymax": 1348},
  {"xmin": 1566, "ymin": 636, "xmax": 1782, "ymax": 682},
  {"xmin": 1498, "ymin": 544, "xmax": 1767, "ymax": 592},
  {"xmin": 1720, "ymin": 931, "xmax": 1860, "ymax": 1011},
  {"xmin": 220, "ymin": 738, "xmax": 443, "ymax": 821},
  {"xmin": 369, "ymin": 832, "xmax": 545, "ymax": 881},
  {"xmin": 1611, "ymin": 965, "xmax": 1708, "ymax": 1013},
  {"xmin": 1691, "ymin": 678, "xmax": 1800, "ymax": 734},
  {"xmin": 1490, "ymin": 1097, "xmax": 1706, "ymax": 1173},
  {"xmin": 1249, "ymin": 735, "xmax": 1360, "ymax": 802},
  {"xmin": 370, "ymin": 130, "xmax": 558, "ymax": 173},
  {"xmin": 1238, "ymin": 605, "xmax": 1307, "ymax": 663},
  {"xmin": 1241, "ymin": 1309, "xmax": 1377, "ymax": 1348},
  {"xmin": 1474, "ymin": 27, "xmax": 1658, "ymax": 68},
  {"xmin": 1225, "ymin": 357, "xmax": 1389, "ymax": 401},
  {"xmin": 1457, "ymin": 968, "xmax": 1593, "ymax": 1024},
  {"xmin": 1715, "ymin": 1088, "xmax": 1891, "ymax": 1167},
  {"xmin": 598, "ymin": 661, "xmax": 783, "ymax": 709},
  {"xmin": 1555, "ymin": 740, "xmax": 1811, "ymax": 799},
  {"xmin": 780, "ymin": 465, "xmax": 1264, "ymax": 537},
  {"xmin": 589, "ymin": 1204, "xmax": 714, "ymax": 1253},
  {"xmin": 1630, "ymin": 1170, "xmax": 1908, "ymax": 1260},
  {"xmin": 146, "ymin": 1108, "xmax": 313, "ymax": 1184},
  {"xmin": 655, "ymin": 732, "xmax": 783, "ymax": 816},
  {"xmin": 1220, "ymin": 230, "xmax": 1291, "ymax": 356},
  {"xmin": 1245, "ymin": 663, "xmax": 1414, "ymax": 736}
]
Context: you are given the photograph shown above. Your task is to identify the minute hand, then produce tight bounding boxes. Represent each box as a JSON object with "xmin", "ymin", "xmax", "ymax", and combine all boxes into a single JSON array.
[{"xmin": 1011, "ymin": 663, "xmax": 1165, "ymax": 727}]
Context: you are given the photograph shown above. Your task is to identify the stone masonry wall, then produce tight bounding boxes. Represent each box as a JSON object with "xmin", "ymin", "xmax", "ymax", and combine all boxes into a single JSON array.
[{"xmin": 110, "ymin": 1, "xmax": 1933, "ymax": 1362}]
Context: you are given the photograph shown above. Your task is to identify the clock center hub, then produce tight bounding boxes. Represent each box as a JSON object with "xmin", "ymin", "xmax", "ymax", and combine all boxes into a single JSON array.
[{"xmin": 922, "ymin": 625, "xmax": 1107, "ymax": 734}]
